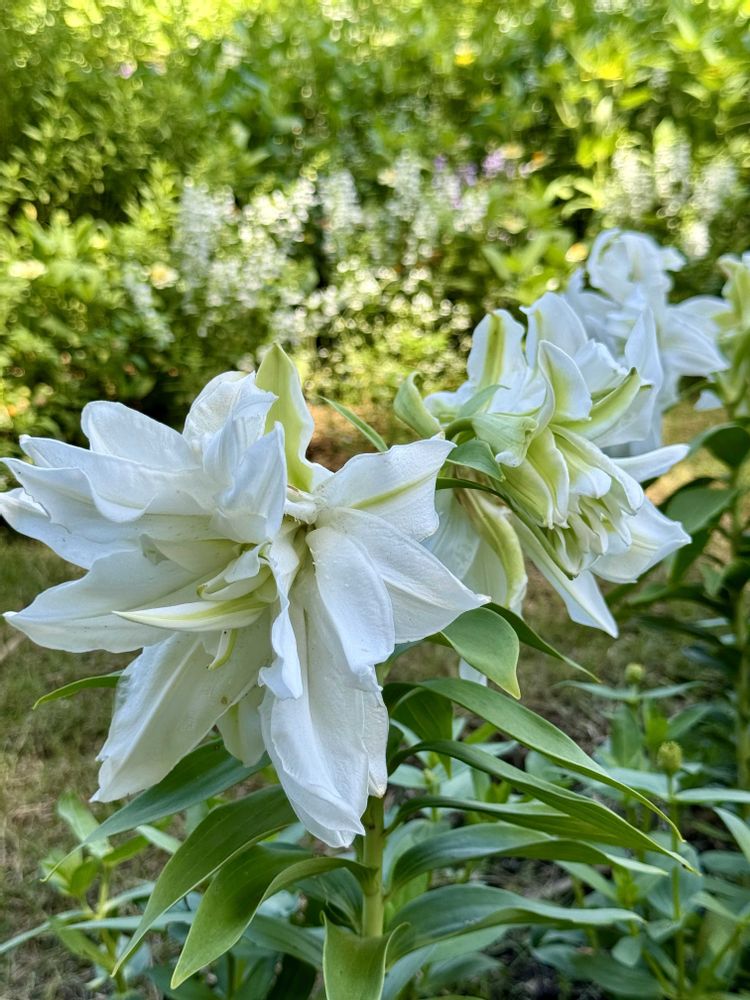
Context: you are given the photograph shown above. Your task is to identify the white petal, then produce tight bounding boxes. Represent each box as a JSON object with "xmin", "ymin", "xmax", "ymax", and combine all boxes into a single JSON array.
[
  {"xmin": 212, "ymin": 427, "xmax": 287, "ymax": 544},
  {"xmin": 537, "ymin": 341, "xmax": 592, "ymax": 422},
  {"xmin": 321, "ymin": 507, "xmax": 484, "ymax": 642},
  {"xmin": 319, "ymin": 439, "xmax": 454, "ymax": 540},
  {"xmin": 217, "ymin": 686, "xmax": 266, "ymax": 766},
  {"xmin": 593, "ymin": 499, "xmax": 690, "ymax": 583},
  {"xmin": 260, "ymin": 578, "xmax": 388, "ymax": 848},
  {"xmin": 95, "ymin": 621, "xmax": 270, "ymax": 801},
  {"xmin": 466, "ymin": 309, "xmax": 526, "ymax": 390},
  {"xmin": 426, "ymin": 491, "xmax": 482, "ymax": 582},
  {"xmin": 82, "ymin": 401, "xmax": 196, "ymax": 469},
  {"xmin": 512, "ymin": 516, "xmax": 618, "ymax": 636},
  {"xmin": 306, "ymin": 525, "xmax": 395, "ymax": 680},
  {"xmin": 0, "ymin": 488, "xmax": 107, "ymax": 569},
  {"xmin": 183, "ymin": 371, "xmax": 273, "ymax": 450},
  {"xmin": 260, "ymin": 593, "xmax": 304, "ymax": 699},
  {"xmin": 523, "ymin": 292, "xmax": 589, "ymax": 362},
  {"xmin": 10, "ymin": 441, "xmax": 207, "ymax": 521},
  {"xmin": 5, "ymin": 550, "xmax": 210, "ymax": 652},
  {"xmin": 614, "ymin": 445, "xmax": 689, "ymax": 482}
]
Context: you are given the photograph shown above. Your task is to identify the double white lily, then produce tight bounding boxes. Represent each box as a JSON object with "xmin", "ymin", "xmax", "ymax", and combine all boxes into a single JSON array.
[
  {"xmin": 418, "ymin": 296, "xmax": 689, "ymax": 635},
  {"xmin": 564, "ymin": 229, "xmax": 728, "ymax": 449},
  {"xmin": 2, "ymin": 346, "xmax": 483, "ymax": 847}
]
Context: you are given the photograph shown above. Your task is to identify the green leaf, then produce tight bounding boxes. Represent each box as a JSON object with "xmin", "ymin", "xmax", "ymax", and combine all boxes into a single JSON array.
[
  {"xmin": 323, "ymin": 918, "xmax": 405, "ymax": 1000},
  {"xmin": 676, "ymin": 788, "xmax": 750, "ymax": 805},
  {"xmin": 49, "ymin": 918, "xmax": 108, "ymax": 967},
  {"xmin": 92, "ymin": 743, "xmax": 268, "ymax": 841},
  {"xmin": 435, "ymin": 476, "xmax": 506, "ymax": 501},
  {"xmin": 147, "ymin": 966, "xmax": 217, "ymax": 1000},
  {"xmin": 57, "ymin": 792, "xmax": 108, "ymax": 855},
  {"xmin": 321, "ymin": 397, "xmax": 387, "ymax": 452},
  {"xmin": 445, "ymin": 440, "xmax": 503, "ymax": 482},
  {"xmin": 419, "ymin": 679, "xmax": 679, "ymax": 840},
  {"xmin": 716, "ymin": 808, "xmax": 750, "ymax": 867},
  {"xmin": 247, "ymin": 914, "xmax": 324, "ymax": 967},
  {"xmin": 691, "ymin": 423, "xmax": 750, "ymax": 468},
  {"xmin": 33, "ymin": 670, "xmax": 121, "ymax": 709},
  {"xmin": 390, "ymin": 823, "xmax": 665, "ymax": 890},
  {"xmin": 173, "ymin": 847, "xmax": 370, "ymax": 986},
  {"xmin": 391, "ymin": 740, "xmax": 683, "ymax": 860},
  {"xmin": 390, "ymin": 688, "xmax": 453, "ymax": 743},
  {"xmin": 666, "ymin": 486, "xmax": 737, "ymax": 535},
  {"xmin": 116, "ymin": 785, "xmax": 295, "ymax": 972},
  {"xmin": 388, "ymin": 884, "xmax": 640, "ymax": 960},
  {"xmin": 393, "ymin": 374, "xmax": 441, "ymax": 438},
  {"xmin": 440, "ymin": 607, "xmax": 520, "ymax": 698},
  {"xmin": 485, "ymin": 603, "xmax": 591, "ymax": 677}
]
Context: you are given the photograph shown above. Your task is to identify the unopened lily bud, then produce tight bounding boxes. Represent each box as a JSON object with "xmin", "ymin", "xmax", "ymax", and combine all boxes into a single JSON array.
[
  {"xmin": 657, "ymin": 741, "xmax": 683, "ymax": 776},
  {"xmin": 624, "ymin": 662, "xmax": 645, "ymax": 687}
]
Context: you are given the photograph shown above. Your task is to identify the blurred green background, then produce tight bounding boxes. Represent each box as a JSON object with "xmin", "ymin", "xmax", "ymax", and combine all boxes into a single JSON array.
[{"xmin": 1, "ymin": 0, "xmax": 748, "ymax": 456}]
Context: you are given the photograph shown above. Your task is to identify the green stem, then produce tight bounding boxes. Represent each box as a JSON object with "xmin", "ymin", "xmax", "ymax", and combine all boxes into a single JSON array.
[
  {"xmin": 361, "ymin": 795, "xmax": 385, "ymax": 938},
  {"xmin": 730, "ymin": 468, "xmax": 750, "ymax": 804},
  {"xmin": 668, "ymin": 774, "xmax": 686, "ymax": 999}
]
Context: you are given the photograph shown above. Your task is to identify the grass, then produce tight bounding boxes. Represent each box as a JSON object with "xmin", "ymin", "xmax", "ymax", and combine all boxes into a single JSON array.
[{"xmin": 0, "ymin": 402, "xmax": 711, "ymax": 997}]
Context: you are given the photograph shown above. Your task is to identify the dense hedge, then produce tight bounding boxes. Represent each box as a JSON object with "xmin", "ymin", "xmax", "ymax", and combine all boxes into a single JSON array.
[{"xmin": 1, "ymin": 0, "xmax": 748, "ymax": 452}]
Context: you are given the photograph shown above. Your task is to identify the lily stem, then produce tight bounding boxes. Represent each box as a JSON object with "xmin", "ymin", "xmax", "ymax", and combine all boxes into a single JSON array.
[{"xmin": 361, "ymin": 795, "xmax": 385, "ymax": 938}]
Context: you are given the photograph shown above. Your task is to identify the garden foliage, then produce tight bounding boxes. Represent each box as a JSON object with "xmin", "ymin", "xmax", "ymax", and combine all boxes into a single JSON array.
[{"xmin": 1, "ymin": 0, "xmax": 749, "ymax": 450}]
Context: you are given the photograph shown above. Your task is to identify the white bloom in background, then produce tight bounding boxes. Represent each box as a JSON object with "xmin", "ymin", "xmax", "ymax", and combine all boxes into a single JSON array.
[
  {"xmin": 419, "ymin": 299, "xmax": 689, "ymax": 635},
  {"xmin": 2, "ymin": 346, "xmax": 483, "ymax": 847},
  {"xmin": 565, "ymin": 229, "xmax": 729, "ymax": 448}
]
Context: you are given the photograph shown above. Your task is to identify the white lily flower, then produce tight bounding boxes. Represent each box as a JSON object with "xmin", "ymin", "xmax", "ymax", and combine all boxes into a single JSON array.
[
  {"xmin": 565, "ymin": 229, "xmax": 729, "ymax": 449},
  {"xmin": 419, "ymin": 296, "xmax": 689, "ymax": 635},
  {"xmin": 2, "ymin": 346, "xmax": 483, "ymax": 847}
]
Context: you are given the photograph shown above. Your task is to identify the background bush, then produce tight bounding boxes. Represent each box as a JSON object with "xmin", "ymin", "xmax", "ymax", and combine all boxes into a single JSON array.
[{"xmin": 1, "ymin": 0, "xmax": 749, "ymax": 451}]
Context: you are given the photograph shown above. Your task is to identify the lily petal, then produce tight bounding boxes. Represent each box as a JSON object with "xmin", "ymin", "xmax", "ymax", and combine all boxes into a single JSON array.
[
  {"xmin": 260, "ymin": 573, "xmax": 388, "ymax": 848},
  {"xmin": 512, "ymin": 516, "xmax": 618, "ymax": 636},
  {"xmin": 319, "ymin": 439, "xmax": 454, "ymax": 540},
  {"xmin": 322, "ymin": 507, "xmax": 485, "ymax": 642},
  {"xmin": 94, "ymin": 622, "xmax": 270, "ymax": 801},
  {"xmin": 5, "ymin": 549, "xmax": 213, "ymax": 652},
  {"xmin": 306, "ymin": 525, "xmax": 395, "ymax": 682},
  {"xmin": 594, "ymin": 498, "xmax": 690, "ymax": 583}
]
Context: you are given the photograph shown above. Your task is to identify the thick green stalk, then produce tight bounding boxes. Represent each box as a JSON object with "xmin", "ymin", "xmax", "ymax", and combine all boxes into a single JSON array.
[{"xmin": 361, "ymin": 795, "xmax": 385, "ymax": 938}]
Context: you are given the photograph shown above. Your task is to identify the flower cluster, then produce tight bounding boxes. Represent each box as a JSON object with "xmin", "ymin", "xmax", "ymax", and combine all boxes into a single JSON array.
[
  {"xmin": 564, "ymin": 229, "xmax": 728, "ymax": 450},
  {"xmin": 401, "ymin": 288, "xmax": 691, "ymax": 635},
  {"xmin": 2, "ymin": 347, "xmax": 483, "ymax": 846}
]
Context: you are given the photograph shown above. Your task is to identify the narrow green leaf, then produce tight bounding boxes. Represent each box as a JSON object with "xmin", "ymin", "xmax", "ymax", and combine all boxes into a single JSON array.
[
  {"xmin": 391, "ymin": 740, "xmax": 684, "ymax": 861},
  {"xmin": 388, "ymin": 884, "xmax": 640, "ymax": 960},
  {"xmin": 690, "ymin": 422, "xmax": 750, "ymax": 468},
  {"xmin": 420, "ymin": 679, "xmax": 678, "ymax": 838},
  {"xmin": 92, "ymin": 743, "xmax": 268, "ymax": 840},
  {"xmin": 441, "ymin": 607, "xmax": 520, "ymax": 698},
  {"xmin": 390, "ymin": 823, "xmax": 664, "ymax": 890},
  {"xmin": 666, "ymin": 486, "xmax": 737, "ymax": 535},
  {"xmin": 116, "ymin": 786, "xmax": 295, "ymax": 972},
  {"xmin": 323, "ymin": 919, "xmax": 405, "ymax": 1000},
  {"xmin": 676, "ymin": 788, "xmax": 750, "ymax": 805},
  {"xmin": 390, "ymin": 688, "xmax": 453, "ymax": 743},
  {"xmin": 147, "ymin": 966, "xmax": 217, "ymax": 1000},
  {"xmin": 321, "ymin": 396, "xmax": 388, "ymax": 452},
  {"xmin": 33, "ymin": 671, "xmax": 121, "ymax": 709},
  {"xmin": 485, "ymin": 603, "xmax": 591, "ymax": 677},
  {"xmin": 716, "ymin": 808, "xmax": 750, "ymax": 867},
  {"xmin": 435, "ymin": 477, "xmax": 506, "ymax": 501},
  {"xmin": 173, "ymin": 847, "xmax": 370, "ymax": 986}
]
